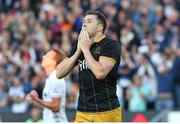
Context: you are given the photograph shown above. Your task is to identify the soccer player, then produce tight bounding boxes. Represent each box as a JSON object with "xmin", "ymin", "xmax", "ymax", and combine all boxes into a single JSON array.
[
  {"xmin": 56, "ymin": 10, "xmax": 122, "ymax": 122},
  {"xmin": 26, "ymin": 49, "xmax": 68, "ymax": 122}
]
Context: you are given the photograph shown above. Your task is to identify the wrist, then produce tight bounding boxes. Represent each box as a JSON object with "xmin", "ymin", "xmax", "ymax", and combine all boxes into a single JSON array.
[
  {"xmin": 75, "ymin": 50, "xmax": 81, "ymax": 57},
  {"xmin": 82, "ymin": 48, "xmax": 90, "ymax": 54}
]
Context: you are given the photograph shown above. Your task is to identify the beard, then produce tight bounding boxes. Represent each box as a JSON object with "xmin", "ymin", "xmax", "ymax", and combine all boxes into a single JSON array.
[{"xmin": 87, "ymin": 30, "xmax": 96, "ymax": 38}]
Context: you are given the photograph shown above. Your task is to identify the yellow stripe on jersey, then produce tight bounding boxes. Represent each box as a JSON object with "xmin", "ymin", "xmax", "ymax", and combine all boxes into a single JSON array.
[
  {"xmin": 94, "ymin": 34, "xmax": 106, "ymax": 43},
  {"xmin": 99, "ymin": 56, "xmax": 116, "ymax": 64}
]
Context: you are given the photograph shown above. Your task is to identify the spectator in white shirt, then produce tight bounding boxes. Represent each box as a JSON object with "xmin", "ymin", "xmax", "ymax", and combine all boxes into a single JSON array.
[{"xmin": 8, "ymin": 77, "xmax": 28, "ymax": 113}]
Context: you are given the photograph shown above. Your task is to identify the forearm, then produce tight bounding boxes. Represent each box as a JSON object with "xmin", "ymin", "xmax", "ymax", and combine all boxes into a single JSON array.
[
  {"xmin": 33, "ymin": 98, "xmax": 59, "ymax": 112},
  {"xmin": 56, "ymin": 51, "xmax": 81, "ymax": 79},
  {"xmin": 12, "ymin": 96, "xmax": 25, "ymax": 103},
  {"xmin": 125, "ymin": 58, "xmax": 135, "ymax": 69},
  {"xmin": 31, "ymin": 100, "xmax": 42, "ymax": 108},
  {"xmin": 126, "ymin": 92, "xmax": 132, "ymax": 100},
  {"xmin": 83, "ymin": 50, "xmax": 105, "ymax": 79}
]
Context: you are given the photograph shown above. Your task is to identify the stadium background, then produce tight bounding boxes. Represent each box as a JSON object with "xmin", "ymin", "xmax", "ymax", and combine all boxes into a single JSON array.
[{"xmin": 0, "ymin": 0, "xmax": 179, "ymax": 122}]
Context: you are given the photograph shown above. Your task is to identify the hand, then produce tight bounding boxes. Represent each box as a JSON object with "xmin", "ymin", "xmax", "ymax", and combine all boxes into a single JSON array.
[
  {"xmin": 26, "ymin": 94, "xmax": 33, "ymax": 103},
  {"xmin": 26, "ymin": 92, "xmax": 41, "ymax": 107},
  {"xmin": 77, "ymin": 32, "xmax": 82, "ymax": 54},
  {"xmin": 79, "ymin": 29, "xmax": 93, "ymax": 52},
  {"xmin": 76, "ymin": 29, "xmax": 85, "ymax": 54},
  {"xmin": 30, "ymin": 90, "xmax": 39, "ymax": 100}
]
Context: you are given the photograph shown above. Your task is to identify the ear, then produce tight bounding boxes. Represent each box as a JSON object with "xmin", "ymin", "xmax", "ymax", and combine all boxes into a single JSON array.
[{"xmin": 97, "ymin": 24, "xmax": 103, "ymax": 32}]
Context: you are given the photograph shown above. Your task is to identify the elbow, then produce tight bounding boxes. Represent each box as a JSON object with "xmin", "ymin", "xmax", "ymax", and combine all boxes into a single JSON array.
[
  {"xmin": 56, "ymin": 71, "xmax": 66, "ymax": 79},
  {"xmin": 56, "ymin": 72, "xmax": 62, "ymax": 79},
  {"xmin": 52, "ymin": 106, "xmax": 60, "ymax": 112},
  {"xmin": 95, "ymin": 72, "xmax": 106, "ymax": 80}
]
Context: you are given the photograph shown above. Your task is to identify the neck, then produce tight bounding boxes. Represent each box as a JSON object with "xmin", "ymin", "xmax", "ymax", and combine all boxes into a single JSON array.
[
  {"xmin": 92, "ymin": 32, "xmax": 103, "ymax": 43},
  {"xmin": 44, "ymin": 66, "xmax": 56, "ymax": 76}
]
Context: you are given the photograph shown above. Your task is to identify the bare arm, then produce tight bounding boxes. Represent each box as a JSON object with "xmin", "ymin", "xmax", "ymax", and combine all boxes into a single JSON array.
[
  {"xmin": 126, "ymin": 90, "xmax": 132, "ymax": 100},
  {"xmin": 8, "ymin": 94, "xmax": 25, "ymax": 103},
  {"xmin": 56, "ymin": 50, "xmax": 81, "ymax": 79},
  {"xmin": 83, "ymin": 49, "xmax": 115, "ymax": 79},
  {"xmin": 32, "ymin": 96, "xmax": 60, "ymax": 112},
  {"xmin": 79, "ymin": 30, "xmax": 116, "ymax": 79},
  {"xmin": 26, "ymin": 93, "xmax": 41, "ymax": 107},
  {"xmin": 56, "ymin": 31, "xmax": 83, "ymax": 79},
  {"xmin": 27, "ymin": 91, "xmax": 60, "ymax": 112}
]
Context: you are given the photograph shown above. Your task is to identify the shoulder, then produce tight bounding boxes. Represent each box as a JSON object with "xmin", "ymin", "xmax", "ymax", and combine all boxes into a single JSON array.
[
  {"xmin": 48, "ymin": 70, "xmax": 66, "ymax": 86},
  {"xmin": 102, "ymin": 37, "xmax": 120, "ymax": 48},
  {"xmin": 58, "ymin": 78, "xmax": 66, "ymax": 86},
  {"xmin": 101, "ymin": 38, "xmax": 121, "ymax": 53}
]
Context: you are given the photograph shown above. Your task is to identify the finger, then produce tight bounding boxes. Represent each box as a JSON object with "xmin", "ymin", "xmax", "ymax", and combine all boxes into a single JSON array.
[
  {"xmin": 34, "ymin": 92, "xmax": 38, "ymax": 97},
  {"xmin": 84, "ymin": 30, "xmax": 90, "ymax": 40},
  {"xmin": 78, "ymin": 30, "xmax": 83, "ymax": 41},
  {"xmin": 80, "ymin": 30, "xmax": 84, "ymax": 39},
  {"xmin": 33, "ymin": 90, "xmax": 37, "ymax": 95},
  {"xmin": 30, "ymin": 94, "xmax": 36, "ymax": 99},
  {"xmin": 90, "ymin": 38, "xmax": 93, "ymax": 43},
  {"xmin": 29, "ymin": 93, "xmax": 34, "ymax": 97},
  {"xmin": 79, "ymin": 30, "xmax": 83, "ymax": 36},
  {"xmin": 30, "ymin": 91, "xmax": 33, "ymax": 95},
  {"xmin": 80, "ymin": 29, "xmax": 85, "ymax": 36},
  {"xmin": 31, "ymin": 91, "xmax": 38, "ymax": 97},
  {"xmin": 31, "ymin": 91, "xmax": 35, "ymax": 95},
  {"xmin": 26, "ymin": 95, "xmax": 33, "ymax": 103},
  {"xmin": 78, "ymin": 35, "xmax": 81, "ymax": 41},
  {"xmin": 31, "ymin": 90, "xmax": 36, "ymax": 93},
  {"xmin": 26, "ymin": 94, "xmax": 31, "ymax": 101},
  {"xmin": 81, "ymin": 28, "xmax": 85, "ymax": 31}
]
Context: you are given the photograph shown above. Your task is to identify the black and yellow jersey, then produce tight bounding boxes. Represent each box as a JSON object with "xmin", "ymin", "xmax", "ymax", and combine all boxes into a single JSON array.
[{"xmin": 70, "ymin": 34, "xmax": 121, "ymax": 112}]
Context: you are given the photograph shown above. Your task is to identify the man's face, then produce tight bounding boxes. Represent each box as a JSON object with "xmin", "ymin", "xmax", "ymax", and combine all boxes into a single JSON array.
[
  {"xmin": 82, "ymin": 15, "xmax": 99, "ymax": 37},
  {"xmin": 41, "ymin": 51, "xmax": 56, "ymax": 68}
]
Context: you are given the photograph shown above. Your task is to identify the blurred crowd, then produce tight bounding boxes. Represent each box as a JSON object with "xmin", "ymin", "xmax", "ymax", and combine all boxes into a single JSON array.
[{"xmin": 0, "ymin": 0, "xmax": 179, "ymax": 117}]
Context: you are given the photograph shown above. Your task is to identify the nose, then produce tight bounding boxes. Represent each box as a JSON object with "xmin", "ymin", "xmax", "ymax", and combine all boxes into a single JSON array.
[
  {"xmin": 82, "ymin": 22, "xmax": 86, "ymax": 28},
  {"xmin": 42, "ymin": 55, "xmax": 45, "ymax": 59},
  {"xmin": 82, "ymin": 24, "xmax": 86, "ymax": 30},
  {"xmin": 82, "ymin": 21, "xmax": 86, "ymax": 27}
]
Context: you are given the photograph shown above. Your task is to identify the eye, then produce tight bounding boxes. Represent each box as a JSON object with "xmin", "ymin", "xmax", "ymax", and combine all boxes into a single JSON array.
[{"xmin": 87, "ymin": 20, "xmax": 91, "ymax": 23}]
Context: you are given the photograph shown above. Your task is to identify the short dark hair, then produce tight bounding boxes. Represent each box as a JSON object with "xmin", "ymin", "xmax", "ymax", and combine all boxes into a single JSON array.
[{"xmin": 86, "ymin": 10, "xmax": 107, "ymax": 33}]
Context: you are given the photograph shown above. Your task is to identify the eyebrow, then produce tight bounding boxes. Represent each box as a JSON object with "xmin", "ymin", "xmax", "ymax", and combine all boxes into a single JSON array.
[{"xmin": 83, "ymin": 18, "xmax": 94, "ymax": 22}]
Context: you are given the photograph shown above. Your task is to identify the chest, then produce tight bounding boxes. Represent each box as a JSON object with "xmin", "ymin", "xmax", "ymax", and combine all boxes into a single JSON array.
[
  {"xmin": 42, "ymin": 81, "xmax": 52, "ymax": 100},
  {"xmin": 79, "ymin": 44, "xmax": 103, "ymax": 61},
  {"xmin": 78, "ymin": 45, "xmax": 103, "ymax": 71},
  {"xmin": 91, "ymin": 45, "xmax": 103, "ymax": 59}
]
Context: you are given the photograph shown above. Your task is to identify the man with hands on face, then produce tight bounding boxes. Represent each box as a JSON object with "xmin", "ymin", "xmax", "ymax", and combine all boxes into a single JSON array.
[
  {"xmin": 56, "ymin": 10, "xmax": 122, "ymax": 122},
  {"xmin": 26, "ymin": 49, "xmax": 68, "ymax": 122}
]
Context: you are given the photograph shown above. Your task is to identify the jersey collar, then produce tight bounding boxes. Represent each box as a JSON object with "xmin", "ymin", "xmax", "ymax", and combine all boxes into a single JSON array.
[{"xmin": 94, "ymin": 34, "xmax": 106, "ymax": 43}]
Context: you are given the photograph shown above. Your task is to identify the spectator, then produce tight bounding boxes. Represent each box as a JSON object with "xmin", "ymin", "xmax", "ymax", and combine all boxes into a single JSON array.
[
  {"xmin": 172, "ymin": 48, "xmax": 180, "ymax": 109},
  {"xmin": 126, "ymin": 75, "xmax": 150, "ymax": 112},
  {"xmin": 148, "ymin": 48, "xmax": 174, "ymax": 111},
  {"xmin": 0, "ymin": 78, "xmax": 8, "ymax": 110},
  {"xmin": 8, "ymin": 77, "xmax": 28, "ymax": 113},
  {"xmin": 136, "ymin": 53, "xmax": 157, "ymax": 109},
  {"xmin": 26, "ymin": 106, "xmax": 43, "ymax": 122}
]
